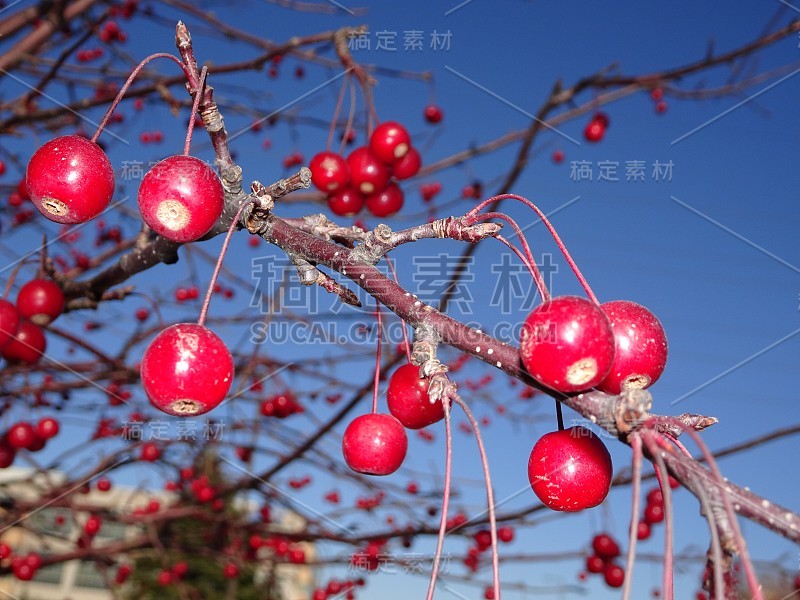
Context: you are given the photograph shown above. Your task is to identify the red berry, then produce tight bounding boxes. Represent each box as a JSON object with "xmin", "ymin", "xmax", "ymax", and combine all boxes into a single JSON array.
[
  {"xmin": 423, "ymin": 104, "xmax": 443, "ymax": 124},
  {"xmin": 655, "ymin": 100, "xmax": 668, "ymax": 114},
  {"xmin": 497, "ymin": 526, "xmax": 514, "ymax": 543},
  {"xmin": 6, "ymin": 422, "xmax": 36, "ymax": 449},
  {"xmin": 309, "ymin": 151, "xmax": 349, "ymax": 193},
  {"xmin": 0, "ymin": 443, "xmax": 16, "ymax": 468},
  {"xmin": 527, "ymin": 426, "xmax": 613, "ymax": 512},
  {"xmin": 604, "ymin": 563, "xmax": 625, "ymax": 588},
  {"xmin": 597, "ymin": 300, "xmax": 668, "ymax": 394},
  {"xmin": 141, "ymin": 323, "xmax": 234, "ymax": 417},
  {"xmin": 365, "ymin": 182, "xmax": 404, "ymax": 218},
  {"xmin": 157, "ymin": 570, "xmax": 173, "ymax": 586},
  {"xmin": 16, "ymin": 279, "xmax": 65, "ymax": 325},
  {"xmin": 26, "ymin": 135, "xmax": 114, "ymax": 224},
  {"xmin": 347, "ymin": 147, "xmax": 390, "ymax": 195},
  {"xmin": 35, "ymin": 417, "xmax": 60, "ymax": 440},
  {"xmin": 586, "ymin": 554, "xmax": 604, "ymax": 574},
  {"xmin": 592, "ymin": 533, "xmax": 621, "ymax": 560},
  {"xmin": 0, "ymin": 160, "xmax": 5, "ymax": 175},
  {"xmin": 369, "ymin": 121, "xmax": 411, "ymax": 164},
  {"xmin": 519, "ymin": 296, "xmax": 615, "ymax": 393},
  {"xmin": 0, "ymin": 544, "xmax": 10, "ymax": 559},
  {"xmin": 96, "ymin": 478, "xmax": 112, "ymax": 492},
  {"xmin": 646, "ymin": 488, "xmax": 664, "ymax": 507},
  {"xmin": 138, "ymin": 155, "xmax": 224, "ymax": 243},
  {"xmin": 2, "ymin": 320, "xmax": 47, "ymax": 365},
  {"xmin": 392, "ymin": 147, "xmax": 421, "ymax": 180},
  {"xmin": 342, "ymin": 413, "xmax": 408, "ymax": 476},
  {"xmin": 651, "ymin": 88, "xmax": 664, "ymax": 101},
  {"xmin": 140, "ymin": 441, "xmax": 161, "ymax": 462},
  {"xmin": 115, "ymin": 564, "xmax": 132, "ymax": 584},
  {"xmin": 84, "ymin": 515, "xmax": 102, "ymax": 536},
  {"xmin": 386, "ymin": 363, "xmax": 445, "ymax": 429},
  {"xmin": 636, "ymin": 520, "xmax": 651, "ymax": 540},
  {"xmin": 223, "ymin": 563, "xmax": 239, "ymax": 579},
  {"xmin": 327, "ymin": 187, "xmax": 364, "ymax": 217},
  {"xmin": 584, "ymin": 120, "xmax": 605, "ymax": 143},
  {"xmin": 0, "ymin": 299, "xmax": 21, "ymax": 349},
  {"xmin": 552, "ymin": 149, "xmax": 565, "ymax": 164},
  {"xmin": 644, "ymin": 502, "xmax": 665, "ymax": 525}
]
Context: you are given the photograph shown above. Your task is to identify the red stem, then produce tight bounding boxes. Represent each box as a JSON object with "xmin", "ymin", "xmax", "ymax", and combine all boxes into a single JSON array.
[
  {"xmin": 425, "ymin": 394, "xmax": 453, "ymax": 600},
  {"xmin": 622, "ymin": 434, "xmax": 643, "ymax": 600},
  {"xmin": 91, "ymin": 53, "xmax": 185, "ymax": 144},
  {"xmin": 183, "ymin": 66, "xmax": 207, "ymax": 156},
  {"xmin": 371, "ymin": 302, "xmax": 382, "ymax": 414},
  {"xmin": 454, "ymin": 395, "xmax": 501, "ymax": 600},
  {"xmin": 468, "ymin": 194, "xmax": 598, "ymax": 304},
  {"xmin": 197, "ymin": 200, "xmax": 255, "ymax": 328}
]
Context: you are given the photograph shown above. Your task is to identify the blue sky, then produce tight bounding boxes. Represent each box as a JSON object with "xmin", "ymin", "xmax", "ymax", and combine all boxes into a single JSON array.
[{"xmin": 2, "ymin": 1, "xmax": 799, "ymax": 598}]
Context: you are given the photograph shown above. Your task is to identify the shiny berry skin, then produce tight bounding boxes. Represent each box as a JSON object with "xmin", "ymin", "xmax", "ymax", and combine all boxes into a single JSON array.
[
  {"xmin": 26, "ymin": 135, "xmax": 114, "ymax": 224},
  {"xmin": 392, "ymin": 147, "xmax": 421, "ymax": 180},
  {"xmin": 35, "ymin": 417, "xmax": 60, "ymax": 440},
  {"xmin": 138, "ymin": 155, "xmax": 224, "ymax": 243},
  {"xmin": 347, "ymin": 147, "xmax": 390, "ymax": 195},
  {"xmin": 497, "ymin": 526, "xmax": 514, "ymax": 543},
  {"xmin": 0, "ymin": 299, "xmax": 21, "ymax": 349},
  {"xmin": 309, "ymin": 151, "xmax": 349, "ymax": 193},
  {"xmin": 16, "ymin": 279, "xmax": 65, "ymax": 325},
  {"xmin": 84, "ymin": 515, "xmax": 102, "ymax": 536},
  {"xmin": 141, "ymin": 323, "xmax": 234, "ymax": 416},
  {"xmin": 519, "ymin": 296, "xmax": 615, "ymax": 393},
  {"xmin": 342, "ymin": 413, "xmax": 408, "ymax": 476},
  {"xmin": 7, "ymin": 422, "xmax": 36, "ymax": 449},
  {"xmin": 604, "ymin": 563, "xmax": 625, "ymax": 588},
  {"xmin": 596, "ymin": 300, "xmax": 668, "ymax": 394},
  {"xmin": 140, "ymin": 442, "xmax": 161, "ymax": 462},
  {"xmin": 369, "ymin": 121, "xmax": 411, "ymax": 164},
  {"xmin": 586, "ymin": 554, "xmax": 604, "ymax": 573},
  {"xmin": 592, "ymin": 533, "xmax": 620, "ymax": 560},
  {"xmin": 644, "ymin": 502, "xmax": 665, "ymax": 524},
  {"xmin": 423, "ymin": 104, "xmax": 443, "ymax": 124},
  {"xmin": 365, "ymin": 182, "xmax": 404, "ymax": 218},
  {"xmin": 636, "ymin": 520, "xmax": 651, "ymax": 540},
  {"xmin": 527, "ymin": 426, "xmax": 613, "ymax": 512},
  {"xmin": 387, "ymin": 363, "xmax": 445, "ymax": 429},
  {"xmin": 1, "ymin": 320, "xmax": 46, "ymax": 365},
  {"xmin": 327, "ymin": 187, "xmax": 364, "ymax": 217},
  {"xmin": 584, "ymin": 120, "xmax": 606, "ymax": 142}
]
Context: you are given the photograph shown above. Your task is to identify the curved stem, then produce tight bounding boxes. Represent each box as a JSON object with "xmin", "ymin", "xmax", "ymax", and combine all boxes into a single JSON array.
[
  {"xmin": 197, "ymin": 200, "xmax": 254, "ymax": 328},
  {"xmin": 327, "ymin": 71, "xmax": 350, "ymax": 153},
  {"xmin": 469, "ymin": 194, "xmax": 598, "ymax": 304},
  {"xmin": 622, "ymin": 434, "xmax": 643, "ymax": 600},
  {"xmin": 183, "ymin": 66, "xmax": 208, "ymax": 156},
  {"xmin": 425, "ymin": 393, "xmax": 453, "ymax": 600},
  {"xmin": 371, "ymin": 301, "xmax": 382, "ymax": 414},
  {"xmin": 91, "ymin": 53, "xmax": 185, "ymax": 143},
  {"xmin": 386, "ymin": 256, "xmax": 412, "ymax": 363},
  {"xmin": 643, "ymin": 431, "xmax": 674, "ymax": 600},
  {"xmin": 454, "ymin": 395, "xmax": 500, "ymax": 600},
  {"xmin": 653, "ymin": 418, "xmax": 763, "ymax": 600}
]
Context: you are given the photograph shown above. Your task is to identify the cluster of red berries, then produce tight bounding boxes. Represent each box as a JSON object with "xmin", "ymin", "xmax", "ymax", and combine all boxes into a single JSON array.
[
  {"xmin": 636, "ymin": 479, "xmax": 680, "ymax": 540},
  {"xmin": 311, "ymin": 577, "xmax": 365, "ymax": 600},
  {"xmin": 0, "ymin": 417, "xmax": 60, "ymax": 468},
  {"xmin": 0, "ymin": 278, "xmax": 65, "ymax": 367},
  {"xmin": 76, "ymin": 47, "xmax": 104, "ymax": 62},
  {"xmin": 310, "ymin": 121, "xmax": 421, "ymax": 218},
  {"xmin": 3, "ymin": 546, "xmax": 43, "ymax": 581},
  {"xmin": 139, "ymin": 130, "xmax": 164, "ymax": 144},
  {"xmin": 99, "ymin": 20, "xmax": 127, "ymax": 44},
  {"xmin": 420, "ymin": 181, "xmax": 443, "ymax": 203},
  {"xmin": 259, "ymin": 391, "xmax": 304, "ymax": 418},
  {"xmin": 520, "ymin": 297, "xmax": 667, "ymax": 511},
  {"xmin": 650, "ymin": 87, "xmax": 668, "ymax": 114},
  {"xmin": 584, "ymin": 111, "xmax": 609, "ymax": 143},
  {"xmin": 350, "ymin": 539, "xmax": 388, "ymax": 572},
  {"xmin": 583, "ymin": 533, "xmax": 626, "ymax": 588},
  {"xmin": 26, "ymin": 135, "xmax": 224, "ymax": 244},
  {"xmin": 463, "ymin": 527, "xmax": 515, "ymax": 573}
]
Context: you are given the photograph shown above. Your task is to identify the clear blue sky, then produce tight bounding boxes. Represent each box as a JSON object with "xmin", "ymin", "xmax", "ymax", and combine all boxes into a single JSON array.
[{"xmin": 2, "ymin": 1, "xmax": 799, "ymax": 598}]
